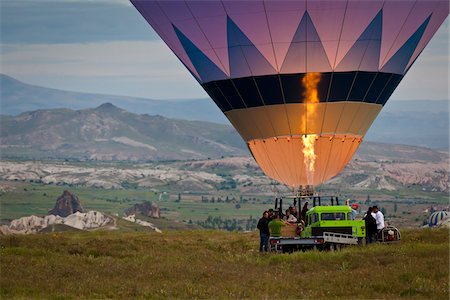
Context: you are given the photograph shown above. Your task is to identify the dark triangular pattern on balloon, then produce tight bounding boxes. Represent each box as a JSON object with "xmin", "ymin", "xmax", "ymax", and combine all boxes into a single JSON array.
[
  {"xmin": 403, "ymin": 52, "xmax": 421, "ymax": 75},
  {"xmin": 336, "ymin": 10, "xmax": 382, "ymax": 71},
  {"xmin": 227, "ymin": 16, "xmax": 276, "ymax": 78},
  {"xmin": 281, "ymin": 11, "xmax": 331, "ymax": 73},
  {"xmin": 173, "ymin": 24, "xmax": 227, "ymax": 83},
  {"xmin": 381, "ymin": 14, "xmax": 431, "ymax": 75}
]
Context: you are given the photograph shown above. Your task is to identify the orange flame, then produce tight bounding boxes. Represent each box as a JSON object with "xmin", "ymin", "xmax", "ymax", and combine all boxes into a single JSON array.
[{"xmin": 301, "ymin": 73, "xmax": 321, "ymax": 185}]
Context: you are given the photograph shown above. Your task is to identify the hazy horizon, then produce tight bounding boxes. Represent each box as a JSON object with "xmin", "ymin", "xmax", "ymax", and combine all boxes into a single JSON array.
[{"xmin": 1, "ymin": 73, "xmax": 449, "ymax": 103}]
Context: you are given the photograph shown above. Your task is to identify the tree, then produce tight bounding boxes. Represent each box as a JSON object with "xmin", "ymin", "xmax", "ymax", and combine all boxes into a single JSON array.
[
  {"xmin": 394, "ymin": 203, "xmax": 398, "ymax": 214},
  {"xmin": 365, "ymin": 194, "xmax": 371, "ymax": 205},
  {"xmin": 235, "ymin": 204, "xmax": 241, "ymax": 209},
  {"xmin": 381, "ymin": 207, "xmax": 387, "ymax": 215},
  {"xmin": 176, "ymin": 193, "xmax": 181, "ymax": 202}
]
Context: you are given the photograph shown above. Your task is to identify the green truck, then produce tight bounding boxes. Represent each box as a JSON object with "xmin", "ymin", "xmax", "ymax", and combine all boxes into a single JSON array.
[
  {"xmin": 269, "ymin": 196, "xmax": 366, "ymax": 252},
  {"xmin": 301, "ymin": 205, "xmax": 365, "ymax": 239}
]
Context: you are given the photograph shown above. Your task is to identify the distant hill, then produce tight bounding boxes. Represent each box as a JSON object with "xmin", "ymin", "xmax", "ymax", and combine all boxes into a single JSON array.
[
  {"xmin": 353, "ymin": 142, "xmax": 447, "ymax": 163},
  {"xmin": 0, "ymin": 74, "xmax": 227, "ymax": 123},
  {"xmin": 1, "ymin": 73, "xmax": 448, "ymax": 149},
  {"xmin": 365, "ymin": 100, "xmax": 449, "ymax": 150},
  {"xmin": 0, "ymin": 103, "xmax": 246, "ymax": 161}
]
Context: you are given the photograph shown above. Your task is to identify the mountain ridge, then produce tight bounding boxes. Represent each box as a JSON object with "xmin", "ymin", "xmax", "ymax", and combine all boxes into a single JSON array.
[{"xmin": 0, "ymin": 103, "xmax": 246, "ymax": 161}]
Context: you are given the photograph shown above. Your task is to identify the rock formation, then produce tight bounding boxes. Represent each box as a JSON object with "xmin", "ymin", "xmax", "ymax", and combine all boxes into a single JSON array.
[
  {"xmin": 49, "ymin": 190, "xmax": 84, "ymax": 217},
  {"xmin": 122, "ymin": 214, "xmax": 162, "ymax": 233},
  {"xmin": 150, "ymin": 202, "xmax": 160, "ymax": 218},
  {"xmin": 124, "ymin": 201, "xmax": 160, "ymax": 218},
  {"xmin": 0, "ymin": 211, "xmax": 111, "ymax": 235}
]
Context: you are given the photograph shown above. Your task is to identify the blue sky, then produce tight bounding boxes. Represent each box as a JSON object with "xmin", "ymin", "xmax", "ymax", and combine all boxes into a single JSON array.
[{"xmin": 1, "ymin": 0, "xmax": 448, "ymax": 100}]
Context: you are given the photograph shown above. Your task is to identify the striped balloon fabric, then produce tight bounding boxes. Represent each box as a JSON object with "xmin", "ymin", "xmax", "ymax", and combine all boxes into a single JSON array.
[{"xmin": 428, "ymin": 211, "xmax": 449, "ymax": 227}]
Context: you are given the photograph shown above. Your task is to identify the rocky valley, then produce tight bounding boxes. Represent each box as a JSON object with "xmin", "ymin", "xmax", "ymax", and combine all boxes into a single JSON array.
[{"xmin": 1, "ymin": 142, "xmax": 448, "ymax": 195}]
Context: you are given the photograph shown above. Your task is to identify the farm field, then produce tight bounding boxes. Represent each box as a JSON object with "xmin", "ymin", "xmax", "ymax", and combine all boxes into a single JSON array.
[{"xmin": 0, "ymin": 180, "xmax": 442, "ymax": 228}]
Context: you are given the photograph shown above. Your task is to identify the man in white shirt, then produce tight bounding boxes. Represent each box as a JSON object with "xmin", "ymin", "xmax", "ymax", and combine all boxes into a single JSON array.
[{"xmin": 372, "ymin": 206, "xmax": 385, "ymax": 233}]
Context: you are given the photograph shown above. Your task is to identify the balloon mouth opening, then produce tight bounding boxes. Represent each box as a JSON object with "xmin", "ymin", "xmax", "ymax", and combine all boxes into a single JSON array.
[{"xmin": 247, "ymin": 134, "xmax": 363, "ymax": 187}]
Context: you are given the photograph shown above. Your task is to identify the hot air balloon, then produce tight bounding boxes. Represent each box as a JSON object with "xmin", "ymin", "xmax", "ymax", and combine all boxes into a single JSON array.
[
  {"xmin": 428, "ymin": 211, "xmax": 449, "ymax": 227},
  {"xmin": 131, "ymin": 0, "xmax": 448, "ymax": 189}
]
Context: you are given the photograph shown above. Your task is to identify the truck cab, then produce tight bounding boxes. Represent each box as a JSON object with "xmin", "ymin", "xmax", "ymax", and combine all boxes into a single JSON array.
[{"xmin": 301, "ymin": 205, "xmax": 365, "ymax": 239}]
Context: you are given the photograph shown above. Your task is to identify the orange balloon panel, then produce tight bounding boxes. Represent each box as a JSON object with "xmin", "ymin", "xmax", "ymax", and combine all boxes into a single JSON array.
[
  {"xmin": 225, "ymin": 102, "xmax": 382, "ymax": 141},
  {"xmin": 226, "ymin": 102, "xmax": 380, "ymax": 187},
  {"xmin": 248, "ymin": 135, "xmax": 362, "ymax": 187}
]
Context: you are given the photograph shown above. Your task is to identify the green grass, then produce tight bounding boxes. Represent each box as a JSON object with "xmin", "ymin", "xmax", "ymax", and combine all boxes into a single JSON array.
[
  {"xmin": 1, "ymin": 228, "xmax": 448, "ymax": 299},
  {"xmin": 0, "ymin": 182, "xmax": 272, "ymax": 224},
  {"xmin": 160, "ymin": 201, "xmax": 269, "ymax": 221},
  {"xmin": 1, "ymin": 180, "xmax": 444, "ymax": 229}
]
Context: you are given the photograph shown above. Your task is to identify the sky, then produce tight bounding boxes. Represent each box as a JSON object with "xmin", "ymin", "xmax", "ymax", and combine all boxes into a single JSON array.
[{"xmin": 0, "ymin": 0, "xmax": 448, "ymax": 100}]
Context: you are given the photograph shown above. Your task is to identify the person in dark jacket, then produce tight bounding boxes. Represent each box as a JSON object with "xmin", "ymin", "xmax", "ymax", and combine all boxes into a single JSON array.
[
  {"xmin": 363, "ymin": 207, "xmax": 377, "ymax": 245},
  {"xmin": 301, "ymin": 202, "xmax": 309, "ymax": 221},
  {"xmin": 257, "ymin": 211, "xmax": 270, "ymax": 252}
]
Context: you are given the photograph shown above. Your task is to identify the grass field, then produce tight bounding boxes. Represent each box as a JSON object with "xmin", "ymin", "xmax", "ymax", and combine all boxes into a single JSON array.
[
  {"xmin": 0, "ymin": 181, "xmax": 272, "ymax": 224},
  {"xmin": 0, "ymin": 181, "xmax": 159, "ymax": 221},
  {"xmin": 1, "ymin": 228, "xmax": 448, "ymax": 299}
]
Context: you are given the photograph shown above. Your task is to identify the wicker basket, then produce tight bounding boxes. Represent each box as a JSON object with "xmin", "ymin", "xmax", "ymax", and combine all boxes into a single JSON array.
[{"xmin": 281, "ymin": 225, "xmax": 297, "ymax": 237}]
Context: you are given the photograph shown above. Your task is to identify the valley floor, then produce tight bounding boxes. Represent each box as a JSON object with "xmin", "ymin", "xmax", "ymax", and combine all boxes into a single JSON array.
[{"xmin": 1, "ymin": 228, "xmax": 448, "ymax": 299}]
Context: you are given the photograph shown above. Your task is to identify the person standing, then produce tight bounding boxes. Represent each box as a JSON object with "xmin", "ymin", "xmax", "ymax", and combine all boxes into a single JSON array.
[
  {"xmin": 257, "ymin": 211, "xmax": 270, "ymax": 253},
  {"xmin": 350, "ymin": 203, "xmax": 359, "ymax": 220},
  {"xmin": 268, "ymin": 214, "xmax": 287, "ymax": 237},
  {"xmin": 363, "ymin": 207, "xmax": 377, "ymax": 245},
  {"xmin": 372, "ymin": 205, "xmax": 385, "ymax": 235},
  {"xmin": 301, "ymin": 202, "xmax": 309, "ymax": 221}
]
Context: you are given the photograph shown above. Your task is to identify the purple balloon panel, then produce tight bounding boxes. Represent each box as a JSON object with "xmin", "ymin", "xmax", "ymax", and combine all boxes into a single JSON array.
[
  {"xmin": 336, "ymin": 10, "xmax": 382, "ymax": 72},
  {"xmin": 407, "ymin": 1, "xmax": 449, "ymax": 70},
  {"xmin": 335, "ymin": 1, "xmax": 383, "ymax": 68},
  {"xmin": 131, "ymin": 0, "xmax": 449, "ymax": 83}
]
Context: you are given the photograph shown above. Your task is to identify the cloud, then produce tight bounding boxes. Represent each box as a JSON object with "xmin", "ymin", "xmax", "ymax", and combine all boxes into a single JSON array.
[
  {"xmin": 392, "ymin": 20, "xmax": 449, "ymax": 101},
  {"xmin": 52, "ymin": 0, "xmax": 131, "ymax": 5},
  {"xmin": 0, "ymin": 1, "xmax": 156, "ymax": 44},
  {"xmin": 1, "ymin": 41, "xmax": 206, "ymax": 99},
  {"xmin": 2, "ymin": 41, "xmax": 183, "ymax": 77}
]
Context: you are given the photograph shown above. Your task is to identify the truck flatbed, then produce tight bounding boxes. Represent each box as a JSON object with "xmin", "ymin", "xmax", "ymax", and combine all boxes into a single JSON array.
[{"xmin": 269, "ymin": 232, "xmax": 358, "ymax": 252}]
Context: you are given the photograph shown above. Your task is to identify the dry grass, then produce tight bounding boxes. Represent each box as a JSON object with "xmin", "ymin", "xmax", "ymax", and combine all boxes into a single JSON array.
[{"xmin": 0, "ymin": 228, "xmax": 448, "ymax": 299}]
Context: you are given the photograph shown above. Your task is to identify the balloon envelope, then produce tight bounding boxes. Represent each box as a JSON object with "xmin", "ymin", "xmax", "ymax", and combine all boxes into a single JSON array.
[
  {"xmin": 428, "ymin": 211, "xmax": 449, "ymax": 227},
  {"xmin": 131, "ymin": 0, "xmax": 448, "ymax": 188}
]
